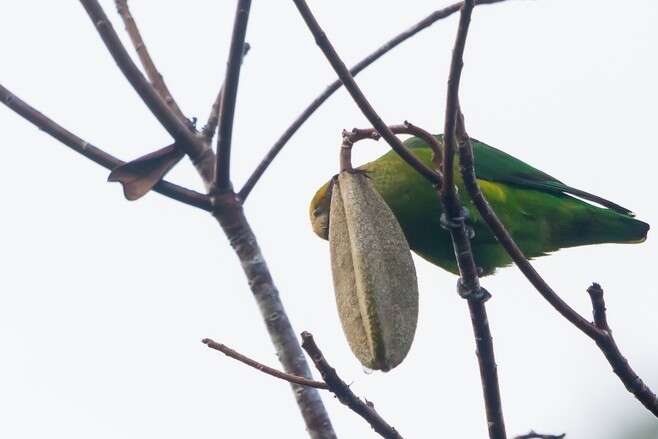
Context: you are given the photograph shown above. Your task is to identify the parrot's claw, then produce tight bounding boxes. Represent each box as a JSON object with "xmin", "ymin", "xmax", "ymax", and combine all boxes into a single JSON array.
[
  {"xmin": 440, "ymin": 207, "xmax": 471, "ymax": 231},
  {"xmin": 343, "ymin": 168, "xmax": 372, "ymax": 179},
  {"xmin": 457, "ymin": 279, "xmax": 491, "ymax": 302}
]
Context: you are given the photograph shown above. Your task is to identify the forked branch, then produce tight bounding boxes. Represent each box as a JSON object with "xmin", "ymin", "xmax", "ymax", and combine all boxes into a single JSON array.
[
  {"xmin": 202, "ymin": 334, "xmax": 404, "ymax": 439},
  {"xmin": 0, "ymin": 83, "xmax": 211, "ymax": 211}
]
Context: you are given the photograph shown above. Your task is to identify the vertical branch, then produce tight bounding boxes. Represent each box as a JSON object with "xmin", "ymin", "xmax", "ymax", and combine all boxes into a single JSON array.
[
  {"xmin": 214, "ymin": 0, "xmax": 252, "ymax": 192},
  {"xmin": 441, "ymin": 3, "xmax": 507, "ymax": 439}
]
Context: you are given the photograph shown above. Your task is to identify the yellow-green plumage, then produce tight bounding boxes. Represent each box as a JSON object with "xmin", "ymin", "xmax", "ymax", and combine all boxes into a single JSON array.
[{"xmin": 310, "ymin": 136, "xmax": 649, "ymax": 275}]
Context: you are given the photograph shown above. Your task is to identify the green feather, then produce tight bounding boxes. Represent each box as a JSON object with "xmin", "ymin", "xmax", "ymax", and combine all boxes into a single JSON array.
[{"xmin": 310, "ymin": 136, "xmax": 649, "ymax": 275}]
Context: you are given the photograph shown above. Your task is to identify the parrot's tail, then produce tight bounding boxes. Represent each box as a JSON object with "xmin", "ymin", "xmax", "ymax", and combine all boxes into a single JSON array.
[{"xmin": 591, "ymin": 210, "xmax": 650, "ymax": 244}]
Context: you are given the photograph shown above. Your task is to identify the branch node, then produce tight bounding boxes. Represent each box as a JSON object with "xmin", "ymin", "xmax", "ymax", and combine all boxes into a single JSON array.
[{"xmin": 458, "ymin": 279, "xmax": 491, "ymax": 302}]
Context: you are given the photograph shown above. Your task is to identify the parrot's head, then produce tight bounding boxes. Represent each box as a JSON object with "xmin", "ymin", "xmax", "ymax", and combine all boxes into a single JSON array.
[{"xmin": 309, "ymin": 179, "xmax": 333, "ymax": 240}]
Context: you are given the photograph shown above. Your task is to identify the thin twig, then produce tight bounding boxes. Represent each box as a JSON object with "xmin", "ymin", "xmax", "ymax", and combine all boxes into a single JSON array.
[
  {"xmin": 202, "ymin": 338, "xmax": 328, "ymax": 389},
  {"xmin": 440, "ymin": 2, "xmax": 507, "ymax": 438},
  {"xmin": 301, "ymin": 332, "xmax": 404, "ymax": 439},
  {"xmin": 114, "ymin": 0, "xmax": 187, "ymax": 122},
  {"xmin": 240, "ymin": 1, "xmax": 505, "ymax": 201},
  {"xmin": 214, "ymin": 0, "xmax": 252, "ymax": 192},
  {"xmin": 0, "ymin": 83, "xmax": 211, "ymax": 211},
  {"xmin": 514, "ymin": 431, "xmax": 565, "ymax": 439},
  {"xmin": 79, "ymin": 0, "xmax": 215, "ymax": 184},
  {"xmin": 202, "ymin": 43, "xmax": 251, "ymax": 141}
]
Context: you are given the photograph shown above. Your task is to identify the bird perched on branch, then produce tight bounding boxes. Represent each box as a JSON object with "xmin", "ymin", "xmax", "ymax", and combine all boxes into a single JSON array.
[{"xmin": 310, "ymin": 135, "xmax": 649, "ymax": 275}]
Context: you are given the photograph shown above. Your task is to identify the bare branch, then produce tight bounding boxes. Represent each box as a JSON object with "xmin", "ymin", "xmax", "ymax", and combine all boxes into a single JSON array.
[
  {"xmin": 238, "ymin": 0, "xmax": 510, "ymax": 202},
  {"xmin": 114, "ymin": 0, "xmax": 187, "ymax": 122},
  {"xmin": 202, "ymin": 338, "xmax": 328, "ymax": 390},
  {"xmin": 79, "ymin": 0, "xmax": 214, "ymax": 184},
  {"xmin": 214, "ymin": 0, "xmax": 252, "ymax": 192},
  {"xmin": 586, "ymin": 284, "xmax": 658, "ymax": 416},
  {"xmin": 202, "ymin": 43, "xmax": 251, "ymax": 141},
  {"xmin": 440, "ymin": 3, "xmax": 507, "ymax": 438},
  {"xmin": 0, "ymin": 83, "xmax": 211, "ymax": 211},
  {"xmin": 340, "ymin": 122, "xmax": 444, "ymax": 187},
  {"xmin": 301, "ymin": 332, "xmax": 404, "ymax": 439}
]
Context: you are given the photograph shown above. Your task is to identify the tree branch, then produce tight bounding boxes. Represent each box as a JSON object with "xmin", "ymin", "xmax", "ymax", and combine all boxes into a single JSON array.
[
  {"xmin": 0, "ymin": 83, "xmax": 211, "ymax": 211},
  {"xmin": 79, "ymin": 0, "xmax": 215, "ymax": 184},
  {"xmin": 202, "ymin": 43, "xmax": 251, "ymax": 141},
  {"xmin": 114, "ymin": 0, "xmax": 187, "ymax": 122},
  {"xmin": 340, "ymin": 122, "xmax": 444, "ymax": 187},
  {"xmin": 211, "ymin": 193, "xmax": 336, "ymax": 438},
  {"xmin": 440, "ymin": 3, "xmax": 507, "ymax": 438},
  {"xmin": 238, "ymin": 0, "xmax": 509, "ymax": 202},
  {"xmin": 301, "ymin": 332, "xmax": 404, "ymax": 439},
  {"xmin": 202, "ymin": 338, "xmax": 328, "ymax": 389},
  {"xmin": 214, "ymin": 0, "xmax": 252, "ymax": 192}
]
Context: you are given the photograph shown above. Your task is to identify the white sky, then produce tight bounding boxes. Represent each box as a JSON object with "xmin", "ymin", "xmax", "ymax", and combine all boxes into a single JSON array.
[{"xmin": 1, "ymin": 1, "xmax": 657, "ymax": 438}]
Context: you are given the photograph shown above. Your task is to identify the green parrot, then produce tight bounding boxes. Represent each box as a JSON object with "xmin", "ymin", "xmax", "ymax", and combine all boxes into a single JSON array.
[{"xmin": 310, "ymin": 135, "xmax": 649, "ymax": 275}]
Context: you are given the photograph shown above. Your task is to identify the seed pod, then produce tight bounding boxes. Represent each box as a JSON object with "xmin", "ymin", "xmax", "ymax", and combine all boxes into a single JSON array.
[{"xmin": 329, "ymin": 171, "xmax": 419, "ymax": 371}]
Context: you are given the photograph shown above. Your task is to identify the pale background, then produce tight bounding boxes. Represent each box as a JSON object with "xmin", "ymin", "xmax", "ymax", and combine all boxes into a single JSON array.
[{"xmin": 1, "ymin": 1, "xmax": 657, "ymax": 438}]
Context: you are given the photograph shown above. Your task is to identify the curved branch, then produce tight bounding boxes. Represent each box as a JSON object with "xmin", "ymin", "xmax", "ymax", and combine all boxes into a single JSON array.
[{"xmin": 0, "ymin": 83, "xmax": 211, "ymax": 211}]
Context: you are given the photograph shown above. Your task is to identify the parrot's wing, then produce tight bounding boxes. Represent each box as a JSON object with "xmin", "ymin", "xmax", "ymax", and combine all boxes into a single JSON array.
[{"xmin": 471, "ymin": 139, "xmax": 634, "ymax": 216}]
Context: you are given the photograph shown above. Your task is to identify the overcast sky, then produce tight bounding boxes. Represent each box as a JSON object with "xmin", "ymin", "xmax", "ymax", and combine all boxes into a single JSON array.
[{"xmin": 1, "ymin": 1, "xmax": 657, "ymax": 438}]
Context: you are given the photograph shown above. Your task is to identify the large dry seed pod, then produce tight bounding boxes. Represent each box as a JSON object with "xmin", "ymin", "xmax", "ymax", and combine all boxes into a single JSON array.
[{"xmin": 329, "ymin": 171, "xmax": 419, "ymax": 371}]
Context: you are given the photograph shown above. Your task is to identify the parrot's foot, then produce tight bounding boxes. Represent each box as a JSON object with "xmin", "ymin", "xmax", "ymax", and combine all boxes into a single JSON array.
[
  {"xmin": 457, "ymin": 279, "xmax": 491, "ymax": 302},
  {"xmin": 440, "ymin": 208, "xmax": 475, "ymax": 238},
  {"xmin": 342, "ymin": 168, "xmax": 372, "ymax": 178}
]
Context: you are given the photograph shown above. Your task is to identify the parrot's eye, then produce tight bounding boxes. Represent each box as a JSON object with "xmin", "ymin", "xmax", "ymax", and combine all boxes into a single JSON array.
[{"xmin": 312, "ymin": 206, "xmax": 325, "ymax": 217}]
